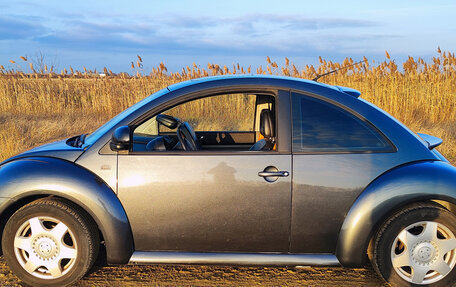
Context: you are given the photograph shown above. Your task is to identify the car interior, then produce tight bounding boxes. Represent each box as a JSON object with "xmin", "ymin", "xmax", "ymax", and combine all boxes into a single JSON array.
[{"xmin": 131, "ymin": 93, "xmax": 276, "ymax": 152}]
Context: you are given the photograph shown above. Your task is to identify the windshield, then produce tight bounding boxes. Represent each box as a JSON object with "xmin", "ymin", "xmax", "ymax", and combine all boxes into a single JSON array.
[{"xmin": 84, "ymin": 88, "xmax": 169, "ymax": 145}]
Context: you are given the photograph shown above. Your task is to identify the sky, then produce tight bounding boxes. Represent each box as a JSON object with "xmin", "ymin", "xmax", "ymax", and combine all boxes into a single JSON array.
[{"xmin": 1, "ymin": 0, "xmax": 455, "ymax": 73}]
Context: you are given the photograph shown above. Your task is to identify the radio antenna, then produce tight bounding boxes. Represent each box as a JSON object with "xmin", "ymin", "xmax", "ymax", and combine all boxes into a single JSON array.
[{"xmin": 312, "ymin": 59, "xmax": 368, "ymax": 82}]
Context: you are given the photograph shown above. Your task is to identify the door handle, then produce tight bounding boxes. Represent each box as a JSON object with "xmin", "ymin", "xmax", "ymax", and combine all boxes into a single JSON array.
[
  {"xmin": 258, "ymin": 171, "xmax": 289, "ymax": 177},
  {"xmin": 258, "ymin": 166, "xmax": 290, "ymax": 183}
]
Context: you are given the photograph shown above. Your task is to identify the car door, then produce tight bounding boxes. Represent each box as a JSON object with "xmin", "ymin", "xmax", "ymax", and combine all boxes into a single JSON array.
[
  {"xmin": 117, "ymin": 91, "xmax": 292, "ymax": 253},
  {"xmin": 289, "ymin": 91, "xmax": 401, "ymax": 253}
]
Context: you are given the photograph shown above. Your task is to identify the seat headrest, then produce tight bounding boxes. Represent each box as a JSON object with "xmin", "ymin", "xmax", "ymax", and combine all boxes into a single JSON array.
[{"xmin": 260, "ymin": 109, "xmax": 274, "ymax": 138}]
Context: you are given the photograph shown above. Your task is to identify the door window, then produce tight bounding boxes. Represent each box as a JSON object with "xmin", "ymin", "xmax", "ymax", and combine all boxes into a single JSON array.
[
  {"xmin": 132, "ymin": 93, "xmax": 276, "ymax": 152},
  {"xmin": 135, "ymin": 93, "xmax": 256, "ymax": 136}
]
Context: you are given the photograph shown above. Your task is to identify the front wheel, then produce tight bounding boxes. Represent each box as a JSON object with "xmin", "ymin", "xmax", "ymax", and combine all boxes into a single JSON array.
[
  {"xmin": 372, "ymin": 203, "xmax": 456, "ymax": 286},
  {"xmin": 2, "ymin": 198, "xmax": 99, "ymax": 287}
]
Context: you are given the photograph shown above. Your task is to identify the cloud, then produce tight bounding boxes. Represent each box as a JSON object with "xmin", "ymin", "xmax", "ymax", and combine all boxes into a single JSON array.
[
  {"xmin": 228, "ymin": 14, "xmax": 376, "ymax": 33},
  {"xmin": 0, "ymin": 16, "xmax": 46, "ymax": 40},
  {"xmin": 4, "ymin": 10, "xmax": 383, "ymax": 61},
  {"xmin": 162, "ymin": 15, "xmax": 218, "ymax": 28}
]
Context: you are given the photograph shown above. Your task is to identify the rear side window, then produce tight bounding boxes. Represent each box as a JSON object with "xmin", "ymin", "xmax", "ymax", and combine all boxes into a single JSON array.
[{"xmin": 292, "ymin": 93, "xmax": 393, "ymax": 152}]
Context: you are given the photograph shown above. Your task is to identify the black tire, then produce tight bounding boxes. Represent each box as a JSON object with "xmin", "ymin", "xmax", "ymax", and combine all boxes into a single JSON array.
[
  {"xmin": 371, "ymin": 203, "xmax": 456, "ymax": 287},
  {"xmin": 2, "ymin": 198, "xmax": 99, "ymax": 287}
]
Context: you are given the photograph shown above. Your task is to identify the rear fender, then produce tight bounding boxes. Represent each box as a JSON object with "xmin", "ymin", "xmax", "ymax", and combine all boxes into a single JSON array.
[
  {"xmin": 336, "ymin": 160, "xmax": 456, "ymax": 266},
  {"xmin": 0, "ymin": 157, "xmax": 133, "ymax": 264}
]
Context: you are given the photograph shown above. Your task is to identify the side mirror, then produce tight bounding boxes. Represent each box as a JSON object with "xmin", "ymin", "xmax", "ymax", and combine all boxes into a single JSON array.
[{"xmin": 110, "ymin": 126, "xmax": 131, "ymax": 151}]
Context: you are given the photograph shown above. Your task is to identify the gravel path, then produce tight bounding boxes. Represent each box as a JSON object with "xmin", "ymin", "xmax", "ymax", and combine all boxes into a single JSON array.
[{"xmin": 0, "ymin": 257, "xmax": 389, "ymax": 286}]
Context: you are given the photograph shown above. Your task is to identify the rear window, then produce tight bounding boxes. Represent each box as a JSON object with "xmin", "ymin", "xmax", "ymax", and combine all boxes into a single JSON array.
[{"xmin": 292, "ymin": 93, "xmax": 393, "ymax": 152}]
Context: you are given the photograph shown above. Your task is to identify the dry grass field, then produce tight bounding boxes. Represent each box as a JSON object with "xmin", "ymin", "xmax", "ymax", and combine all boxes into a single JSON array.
[{"xmin": 1, "ymin": 49, "xmax": 455, "ymax": 163}]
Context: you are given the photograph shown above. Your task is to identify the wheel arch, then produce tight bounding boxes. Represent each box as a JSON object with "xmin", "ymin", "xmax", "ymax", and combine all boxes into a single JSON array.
[
  {"xmin": 336, "ymin": 160, "xmax": 456, "ymax": 267},
  {"xmin": 0, "ymin": 157, "xmax": 134, "ymax": 264}
]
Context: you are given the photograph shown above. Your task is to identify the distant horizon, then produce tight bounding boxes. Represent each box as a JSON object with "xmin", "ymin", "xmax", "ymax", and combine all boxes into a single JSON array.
[
  {"xmin": 3, "ymin": 50, "xmax": 452, "ymax": 76},
  {"xmin": 1, "ymin": 0, "xmax": 455, "ymax": 73}
]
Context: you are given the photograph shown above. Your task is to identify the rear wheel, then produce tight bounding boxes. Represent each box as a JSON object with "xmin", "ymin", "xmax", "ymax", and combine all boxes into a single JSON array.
[
  {"xmin": 372, "ymin": 203, "xmax": 456, "ymax": 286},
  {"xmin": 2, "ymin": 198, "xmax": 99, "ymax": 287}
]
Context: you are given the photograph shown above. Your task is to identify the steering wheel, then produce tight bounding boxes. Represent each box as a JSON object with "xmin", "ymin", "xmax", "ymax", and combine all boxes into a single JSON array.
[{"xmin": 177, "ymin": 122, "xmax": 200, "ymax": 151}]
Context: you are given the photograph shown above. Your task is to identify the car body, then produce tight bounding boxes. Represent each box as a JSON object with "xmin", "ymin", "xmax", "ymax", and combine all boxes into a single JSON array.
[{"xmin": 1, "ymin": 75, "xmax": 456, "ymax": 286}]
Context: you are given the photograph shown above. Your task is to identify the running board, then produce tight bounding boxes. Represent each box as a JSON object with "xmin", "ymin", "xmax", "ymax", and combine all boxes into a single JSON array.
[{"xmin": 129, "ymin": 251, "xmax": 340, "ymax": 266}]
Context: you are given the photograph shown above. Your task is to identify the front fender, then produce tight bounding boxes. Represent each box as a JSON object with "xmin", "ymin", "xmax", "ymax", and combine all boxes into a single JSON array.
[
  {"xmin": 0, "ymin": 157, "xmax": 133, "ymax": 264},
  {"xmin": 336, "ymin": 160, "xmax": 456, "ymax": 267}
]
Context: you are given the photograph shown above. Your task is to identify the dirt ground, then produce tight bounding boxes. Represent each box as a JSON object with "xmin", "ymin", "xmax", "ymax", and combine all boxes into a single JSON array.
[{"xmin": 0, "ymin": 257, "xmax": 389, "ymax": 287}]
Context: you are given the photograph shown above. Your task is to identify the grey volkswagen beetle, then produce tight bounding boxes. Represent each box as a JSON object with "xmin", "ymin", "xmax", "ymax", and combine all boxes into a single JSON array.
[{"xmin": 1, "ymin": 75, "xmax": 456, "ymax": 287}]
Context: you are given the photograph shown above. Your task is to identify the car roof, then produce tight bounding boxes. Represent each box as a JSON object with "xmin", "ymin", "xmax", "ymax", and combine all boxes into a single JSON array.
[{"xmin": 166, "ymin": 74, "xmax": 361, "ymax": 98}]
